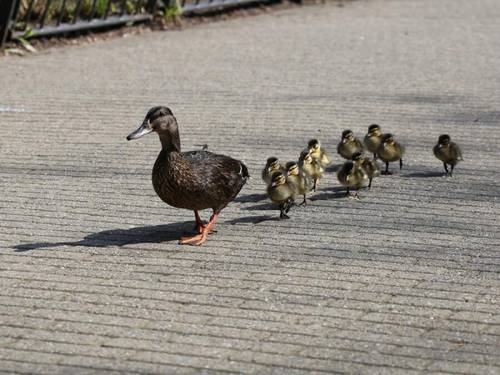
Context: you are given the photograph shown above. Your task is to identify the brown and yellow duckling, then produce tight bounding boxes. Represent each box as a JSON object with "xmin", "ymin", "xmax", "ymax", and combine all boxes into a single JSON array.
[
  {"xmin": 298, "ymin": 150, "xmax": 324, "ymax": 191},
  {"xmin": 337, "ymin": 129, "xmax": 364, "ymax": 160},
  {"xmin": 377, "ymin": 133, "xmax": 405, "ymax": 175},
  {"xmin": 286, "ymin": 161, "xmax": 312, "ymax": 206},
  {"xmin": 127, "ymin": 106, "xmax": 249, "ymax": 246},
  {"xmin": 307, "ymin": 139, "xmax": 332, "ymax": 168},
  {"xmin": 433, "ymin": 134, "xmax": 463, "ymax": 176},
  {"xmin": 337, "ymin": 159, "xmax": 369, "ymax": 199},
  {"xmin": 262, "ymin": 157, "xmax": 285, "ymax": 185},
  {"xmin": 352, "ymin": 152, "xmax": 380, "ymax": 189},
  {"xmin": 364, "ymin": 124, "xmax": 383, "ymax": 159},
  {"xmin": 267, "ymin": 171, "xmax": 295, "ymax": 219}
]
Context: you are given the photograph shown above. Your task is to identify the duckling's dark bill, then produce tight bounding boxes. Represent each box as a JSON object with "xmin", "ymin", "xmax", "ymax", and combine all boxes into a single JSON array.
[{"xmin": 127, "ymin": 122, "xmax": 153, "ymax": 140}]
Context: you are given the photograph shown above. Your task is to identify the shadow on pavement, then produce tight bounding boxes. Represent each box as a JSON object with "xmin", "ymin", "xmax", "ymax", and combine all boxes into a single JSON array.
[
  {"xmin": 234, "ymin": 193, "xmax": 268, "ymax": 203},
  {"xmin": 12, "ymin": 222, "xmax": 193, "ymax": 252},
  {"xmin": 309, "ymin": 186, "xmax": 347, "ymax": 201},
  {"xmin": 226, "ymin": 215, "xmax": 279, "ymax": 225},
  {"xmin": 402, "ymin": 171, "xmax": 445, "ymax": 178}
]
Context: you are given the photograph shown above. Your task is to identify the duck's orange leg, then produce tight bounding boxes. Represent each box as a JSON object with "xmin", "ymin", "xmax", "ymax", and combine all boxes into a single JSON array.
[
  {"xmin": 193, "ymin": 210, "xmax": 205, "ymax": 233},
  {"xmin": 179, "ymin": 212, "xmax": 219, "ymax": 246}
]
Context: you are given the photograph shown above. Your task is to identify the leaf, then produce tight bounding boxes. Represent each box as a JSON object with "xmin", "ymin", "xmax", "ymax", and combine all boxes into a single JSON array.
[{"xmin": 5, "ymin": 48, "xmax": 25, "ymax": 56}]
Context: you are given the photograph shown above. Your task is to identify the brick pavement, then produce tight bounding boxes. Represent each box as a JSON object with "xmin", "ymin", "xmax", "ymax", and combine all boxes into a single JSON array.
[{"xmin": 0, "ymin": 0, "xmax": 499, "ymax": 373}]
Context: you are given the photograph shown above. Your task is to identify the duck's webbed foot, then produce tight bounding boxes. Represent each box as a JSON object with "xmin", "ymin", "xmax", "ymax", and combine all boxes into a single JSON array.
[
  {"xmin": 449, "ymin": 164, "xmax": 454, "ymax": 177},
  {"xmin": 348, "ymin": 190, "xmax": 361, "ymax": 200},
  {"xmin": 180, "ymin": 212, "xmax": 219, "ymax": 246},
  {"xmin": 381, "ymin": 162, "xmax": 392, "ymax": 175},
  {"xmin": 442, "ymin": 162, "xmax": 450, "ymax": 176},
  {"xmin": 299, "ymin": 195, "xmax": 307, "ymax": 206},
  {"xmin": 279, "ymin": 200, "xmax": 293, "ymax": 219}
]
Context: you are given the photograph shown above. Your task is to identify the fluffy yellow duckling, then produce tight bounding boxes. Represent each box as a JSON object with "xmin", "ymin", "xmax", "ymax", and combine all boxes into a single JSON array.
[
  {"xmin": 298, "ymin": 150, "xmax": 324, "ymax": 191},
  {"xmin": 352, "ymin": 152, "xmax": 380, "ymax": 189},
  {"xmin": 433, "ymin": 134, "xmax": 463, "ymax": 177},
  {"xmin": 364, "ymin": 124, "xmax": 383, "ymax": 159},
  {"xmin": 337, "ymin": 129, "xmax": 364, "ymax": 160},
  {"xmin": 267, "ymin": 171, "xmax": 295, "ymax": 219},
  {"xmin": 307, "ymin": 139, "xmax": 332, "ymax": 168},
  {"xmin": 262, "ymin": 157, "xmax": 285, "ymax": 185},
  {"xmin": 286, "ymin": 161, "xmax": 312, "ymax": 206},
  {"xmin": 337, "ymin": 159, "xmax": 369, "ymax": 199},
  {"xmin": 377, "ymin": 133, "xmax": 405, "ymax": 175}
]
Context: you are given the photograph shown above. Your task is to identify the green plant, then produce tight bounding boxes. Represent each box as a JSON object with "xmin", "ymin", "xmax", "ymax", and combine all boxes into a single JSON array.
[{"xmin": 164, "ymin": 0, "xmax": 182, "ymax": 19}]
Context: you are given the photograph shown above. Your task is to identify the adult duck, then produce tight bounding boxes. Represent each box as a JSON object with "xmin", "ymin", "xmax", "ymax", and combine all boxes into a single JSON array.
[{"xmin": 127, "ymin": 106, "xmax": 249, "ymax": 246}]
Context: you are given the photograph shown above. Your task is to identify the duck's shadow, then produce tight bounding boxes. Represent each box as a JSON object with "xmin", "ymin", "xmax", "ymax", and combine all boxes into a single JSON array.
[
  {"xmin": 402, "ymin": 171, "xmax": 446, "ymax": 178},
  {"xmin": 326, "ymin": 164, "xmax": 342, "ymax": 173},
  {"xmin": 13, "ymin": 222, "xmax": 193, "ymax": 252},
  {"xmin": 226, "ymin": 215, "xmax": 280, "ymax": 225},
  {"xmin": 309, "ymin": 186, "xmax": 347, "ymax": 201},
  {"xmin": 234, "ymin": 193, "xmax": 268, "ymax": 203}
]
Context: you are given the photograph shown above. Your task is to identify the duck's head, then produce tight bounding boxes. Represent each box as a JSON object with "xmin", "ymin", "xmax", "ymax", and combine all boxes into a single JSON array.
[
  {"xmin": 127, "ymin": 106, "xmax": 177, "ymax": 141},
  {"xmin": 381, "ymin": 133, "xmax": 395, "ymax": 146},
  {"xmin": 299, "ymin": 150, "xmax": 313, "ymax": 164},
  {"xmin": 308, "ymin": 138, "xmax": 321, "ymax": 150},
  {"xmin": 438, "ymin": 134, "xmax": 451, "ymax": 145},
  {"xmin": 367, "ymin": 124, "xmax": 381, "ymax": 136},
  {"xmin": 265, "ymin": 157, "xmax": 282, "ymax": 172},
  {"xmin": 270, "ymin": 171, "xmax": 287, "ymax": 187},
  {"xmin": 341, "ymin": 130, "xmax": 355, "ymax": 142},
  {"xmin": 286, "ymin": 161, "xmax": 300, "ymax": 176},
  {"xmin": 351, "ymin": 152, "xmax": 363, "ymax": 164}
]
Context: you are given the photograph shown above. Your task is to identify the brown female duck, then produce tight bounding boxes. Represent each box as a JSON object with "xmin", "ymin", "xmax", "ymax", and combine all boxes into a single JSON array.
[{"xmin": 127, "ymin": 106, "xmax": 249, "ymax": 246}]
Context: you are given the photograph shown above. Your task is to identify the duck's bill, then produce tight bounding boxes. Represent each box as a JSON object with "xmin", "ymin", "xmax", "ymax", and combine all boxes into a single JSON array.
[{"xmin": 126, "ymin": 123, "xmax": 152, "ymax": 140}]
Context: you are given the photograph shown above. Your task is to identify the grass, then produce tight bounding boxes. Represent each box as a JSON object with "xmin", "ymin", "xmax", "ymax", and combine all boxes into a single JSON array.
[{"xmin": 15, "ymin": 0, "xmax": 150, "ymax": 29}]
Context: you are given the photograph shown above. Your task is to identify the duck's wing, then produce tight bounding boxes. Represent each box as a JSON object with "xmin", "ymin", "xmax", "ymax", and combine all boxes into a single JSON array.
[
  {"xmin": 183, "ymin": 151, "xmax": 249, "ymax": 204},
  {"xmin": 450, "ymin": 142, "xmax": 463, "ymax": 161}
]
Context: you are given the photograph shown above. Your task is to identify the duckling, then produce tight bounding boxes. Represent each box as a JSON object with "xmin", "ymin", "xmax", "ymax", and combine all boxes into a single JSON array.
[
  {"xmin": 364, "ymin": 124, "xmax": 383, "ymax": 159},
  {"xmin": 337, "ymin": 160, "xmax": 369, "ymax": 199},
  {"xmin": 127, "ymin": 106, "xmax": 249, "ymax": 246},
  {"xmin": 298, "ymin": 150, "xmax": 324, "ymax": 191},
  {"xmin": 337, "ymin": 129, "xmax": 364, "ymax": 160},
  {"xmin": 352, "ymin": 152, "xmax": 380, "ymax": 189},
  {"xmin": 377, "ymin": 133, "xmax": 405, "ymax": 175},
  {"xmin": 307, "ymin": 139, "xmax": 332, "ymax": 168},
  {"xmin": 433, "ymin": 134, "xmax": 463, "ymax": 176},
  {"xmin": 286, "ymin": 161, "xmax": 312, "ymax": 206},
  {"xmin": 267, "ymin": 171, "xmax": 295, "ymax": 219},
  {"xmin": 262, "ymin": 157, "xmax": 285, "ymax": 185}
]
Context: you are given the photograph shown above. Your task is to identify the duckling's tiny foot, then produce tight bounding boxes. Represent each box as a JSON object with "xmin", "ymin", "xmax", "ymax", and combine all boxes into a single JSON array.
[
  {"xmin": 280, "ymin": 213, "xmax": 290, "ymax": 220},
  {"xmin": 381, "ymin": 171, "xmax": 393, "ymax": 175}
]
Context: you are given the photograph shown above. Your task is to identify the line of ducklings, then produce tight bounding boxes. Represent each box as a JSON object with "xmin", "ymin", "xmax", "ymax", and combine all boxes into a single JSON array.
[{"xmin": 263, "ymin": 124, "xmax": 462, "ymax": 219}]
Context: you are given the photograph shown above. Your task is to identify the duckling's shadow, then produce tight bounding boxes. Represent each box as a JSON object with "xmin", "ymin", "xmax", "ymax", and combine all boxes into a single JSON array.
[
  {"xmin": 309, "ymin": 186, "xmax": 347, "ymax": 201},
  {"xmin": 226, "ymin": 215, "xmax": 280, "ymax": 225},
  {"xmin": 244, "ymin": 202, "xmax": 276, "ymax": 211},
  {"xmin": 402, "ymin": 171, "xmax": 446, "ymax": 178},
  {"xmin": 234, "ymin": 193, "xmax": 268, "ymax": 203},
  {"xmin": 12, "ymin": 222, "xmax": 193, "ymax": 252},
  {"xmin": 326, "ymin": 164, "xmax": 342, "ymax": 173}
]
